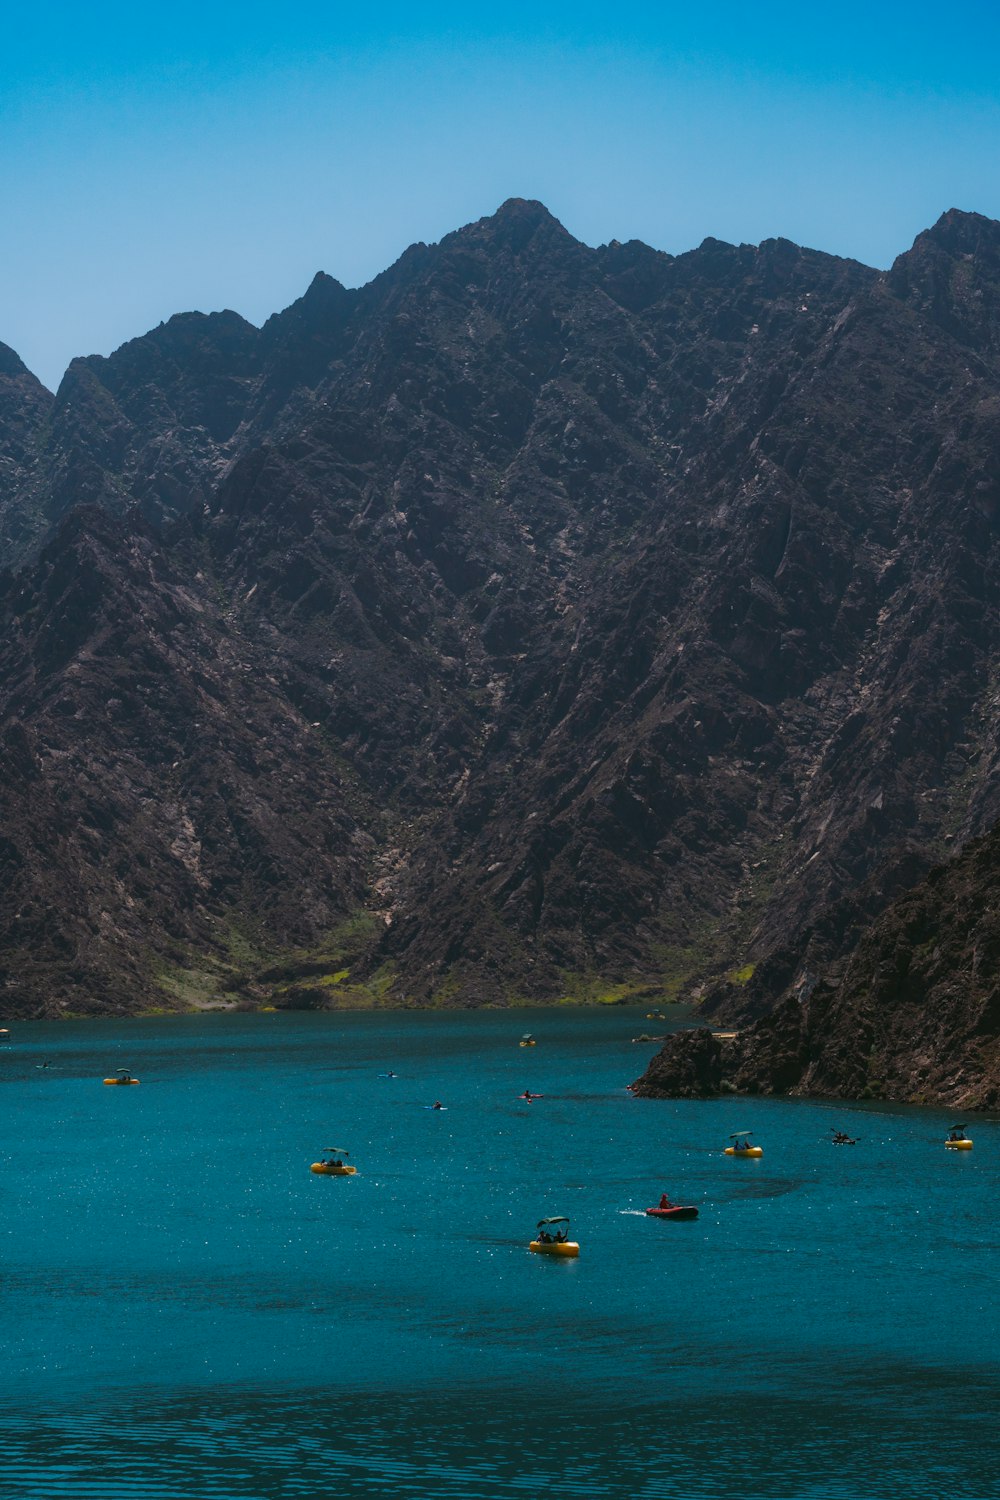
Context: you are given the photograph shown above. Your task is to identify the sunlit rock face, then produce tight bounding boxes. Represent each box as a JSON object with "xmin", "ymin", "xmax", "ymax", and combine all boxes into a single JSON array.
[{"xmin": 0, "ymin": 201, "xmax": 999, "ymax": 1048}]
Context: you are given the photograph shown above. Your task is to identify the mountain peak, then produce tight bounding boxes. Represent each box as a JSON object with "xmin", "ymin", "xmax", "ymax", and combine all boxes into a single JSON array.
[
  {"xmin": 0, "ymin": 341, "xmax": 32, "ymax": 380},
  {"xmin": 492, "ymin": 197, "xmax": 560, "ymax": 225},
  {"xmin": 910, "ymin": 207, "xmax": 1000, "ymax": 259},
  {"xmin": 449, "ymin": 198, "xmax": 576, "ymax": 256}
]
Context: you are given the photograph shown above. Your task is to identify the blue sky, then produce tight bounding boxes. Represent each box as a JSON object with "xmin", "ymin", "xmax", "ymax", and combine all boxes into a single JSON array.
[{"xmin": 3, "ymin": 1, "xmax": 999, "ymax": 390}]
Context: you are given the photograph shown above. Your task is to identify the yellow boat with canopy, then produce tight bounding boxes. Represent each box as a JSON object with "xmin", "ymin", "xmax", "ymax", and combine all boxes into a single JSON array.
[
  {"xmin": 311, "ymin": 1147, "xmax": 357, "ymax": 1176},
  {"xmin": 725, "ymin": 1130, "xmax": 762, "ymax": 1158},
  {"xmin": 529, "ymin": 1216, "xmax": 579, "ymax": 1257}
]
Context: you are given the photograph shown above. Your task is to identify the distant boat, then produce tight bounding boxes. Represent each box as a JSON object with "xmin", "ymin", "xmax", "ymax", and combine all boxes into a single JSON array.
[
  {"xmin": 530, "ymin": 1216, "xmax": 579, "ymax": 1257},
  {"xmin": 725, "ymin": 1131, "xmax": 762, "ymax": 1158},
  {"xmin": 103, "ymin": 1068, "xmax": 140, "ymax": 1086},
  {"xmin": 311, "ymin": 1147, "xmax": 356, "ymax": 1176},
  {"xmin": 646, "ymin": 1191, "xmax": 698, "ymax": 1220}
]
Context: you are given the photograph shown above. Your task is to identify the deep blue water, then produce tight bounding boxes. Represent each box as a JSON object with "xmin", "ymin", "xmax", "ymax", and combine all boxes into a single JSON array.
[{"xmin": 1, "ymin": 1006, "xmax": 998, "ymax": 1498}]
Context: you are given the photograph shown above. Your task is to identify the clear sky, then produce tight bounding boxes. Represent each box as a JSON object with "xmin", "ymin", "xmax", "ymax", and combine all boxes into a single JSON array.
[{"xmin": 3, "ymin": 1, "xmax": 1000, "ymax": 390}]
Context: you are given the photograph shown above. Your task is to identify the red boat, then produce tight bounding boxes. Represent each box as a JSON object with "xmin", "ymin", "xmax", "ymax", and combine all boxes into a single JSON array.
[{"xmin": 646, "ymin": 1203, "xmax": 699, "ymax": 1221}]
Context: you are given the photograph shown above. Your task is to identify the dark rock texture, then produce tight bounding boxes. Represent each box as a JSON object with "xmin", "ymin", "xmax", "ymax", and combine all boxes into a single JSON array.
[
  {"xmin": 630, "ymin": 1028, "xmax": 724, "ymax": 1098},
  {"xmin": 1, "ymin": 200, "xmax": 1000, "ymax": 1042},
  {"xmin": 635, "ymin": 823, "xmax": 1000, "ymax": 1109}
]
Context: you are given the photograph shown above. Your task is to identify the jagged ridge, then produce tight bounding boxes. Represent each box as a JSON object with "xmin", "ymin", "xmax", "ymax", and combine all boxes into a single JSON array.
[{"xmin": 0, "ymin": 202, "xmax": 998, "ymax": 1029}]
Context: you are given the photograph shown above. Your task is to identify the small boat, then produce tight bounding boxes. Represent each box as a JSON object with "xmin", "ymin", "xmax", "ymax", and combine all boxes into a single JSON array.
[
  {"xmin": 519, "ymin": 1034, "xmax": 537, "ymax": 1047},
  {"xmin": 310, "ymin": 1147, "xmax": 357, "ymax": 1176},
  {"xmin": 646, "ymin": 1197, "xmax": 699, "ymax": 1221},
  {"xmin": 103, "ymin": 1069, "xmax": 140, "ymax": 1086},
  {"xmin": 518, "ymin": 1091, "xmax": 544, "ymax": 1102},
  {"xmin": 945, "ymin": 1126, "xmax": 973, "ymax": 1150},
  {"xmin": 830, "ymin": 1130, "xmax": 858, "ymax": 1145},
  {"xmin": 529, "ymin": 1216, "xmax": 579, "ymax": 1257},
  {"xmin": 724, "ymin": 1130, "xmax": 762, "ymax": 1158}
]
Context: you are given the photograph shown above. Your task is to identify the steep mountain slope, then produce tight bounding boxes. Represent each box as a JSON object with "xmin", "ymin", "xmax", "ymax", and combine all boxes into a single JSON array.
[
  {"xmin": 0, "ymin": 343, "xmax": 55, "ymax": 560},
  {"xmin": 0, "ymin": 200, "xmax": 999, "ymax": 1023},
  {"xmin": 633, "ymin": 819, "xmax": 1000, "ymax": 1109}
]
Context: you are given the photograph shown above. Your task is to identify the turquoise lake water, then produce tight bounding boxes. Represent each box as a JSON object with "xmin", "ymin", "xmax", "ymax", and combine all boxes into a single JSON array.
[{"xmin": 1, "ymin": 1006, "xmax": 998, "ymax": 1498}]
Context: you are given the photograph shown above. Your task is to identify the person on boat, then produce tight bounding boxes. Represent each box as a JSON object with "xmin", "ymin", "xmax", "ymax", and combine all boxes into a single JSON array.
[
  {"xmin": 537, "ymin": 1229, "xmax": 553, "ymax": 1243},
  {"xmin": 554, "ymin": 1228, "xmax": 567, "ymax": 1242},
  {"xmin": 659, "ymin": 1193, "xmax": 673, "ymax": 1210},
  {"xmin": 432, "ymin": 1101, "xmax": 444, "ymax": 1110}
]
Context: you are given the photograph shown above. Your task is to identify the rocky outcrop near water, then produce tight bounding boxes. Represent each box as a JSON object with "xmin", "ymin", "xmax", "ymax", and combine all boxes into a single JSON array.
[
  {"xmin": 634, "ymin": 822, "xmax": 1000, "ymax": 1109},
  {"xmin": 1, "ymin": 200, "xmax": 999, "ymax": 1034}
]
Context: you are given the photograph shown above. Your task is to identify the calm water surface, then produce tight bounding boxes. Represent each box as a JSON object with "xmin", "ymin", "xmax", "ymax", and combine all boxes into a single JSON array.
[{"xmin": 1, "ymin": 1007, "xmax": 998, "ymax": 1498}]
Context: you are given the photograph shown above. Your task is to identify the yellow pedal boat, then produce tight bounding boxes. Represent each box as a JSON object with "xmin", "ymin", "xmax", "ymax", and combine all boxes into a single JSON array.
[
  {"xmin": 311, "ymin": 1147, "xmax": 356, "ymax": 1175},
  {"xmin": 519, "ymin": 1034, "xmax": 536, "ymax": 1047},
  {"xmin": 104, "ymin": 1071, "xmax": 139, "ymax": 1085},
  {"xmin": 726, "ymin": 1132, "xmax": 762, "ymax": 1157},
  {"xmin": 945, "ymin": 1127, "xmax": 973, "ymax": 1150},
  {"xmin": 530, "ymin": 1216, "xmax": 579, "ymax": 1256}
]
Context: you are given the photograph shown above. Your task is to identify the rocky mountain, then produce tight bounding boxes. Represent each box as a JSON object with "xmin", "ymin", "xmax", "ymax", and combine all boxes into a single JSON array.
[
  {"xmin": 1, "ymin": 199, "xmax": 999, "ymax": 1032},
  {"xmin": 632, "ymin": 819, "xmax": 1000, "ymax": 1110}
]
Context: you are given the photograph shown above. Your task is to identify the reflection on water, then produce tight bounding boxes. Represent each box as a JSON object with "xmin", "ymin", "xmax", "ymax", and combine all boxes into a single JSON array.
[{"xmin": 1, "ymin": 1007, "xmax": 999, "ymax": 1497}]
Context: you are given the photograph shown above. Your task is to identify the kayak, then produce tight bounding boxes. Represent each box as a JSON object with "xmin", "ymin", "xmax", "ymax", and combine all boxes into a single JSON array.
[
  {"xmin": 646, "ymin": 1205, "xmax": 699, "ymax": 1221},
  {"xmin": 724, "ymin": 1146, "xmax": 762, "ymax": 1157},
  {"xmin": 529, "ymin": 1240, "xmax": 579, "ymax": 1257},
  {"xmin": 310, "ymin": 1162, "xmax": 356, "ymax": 1175}
]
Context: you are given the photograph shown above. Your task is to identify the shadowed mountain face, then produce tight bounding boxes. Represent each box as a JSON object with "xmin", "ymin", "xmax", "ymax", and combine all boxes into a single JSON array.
[
  {"xmin": 1, "ymin": 199, "xmax": 999, "ymax": 1029},
  {"xmin": 633, "ymin": 820, "xmax": 1000, "ymax": 1111}
]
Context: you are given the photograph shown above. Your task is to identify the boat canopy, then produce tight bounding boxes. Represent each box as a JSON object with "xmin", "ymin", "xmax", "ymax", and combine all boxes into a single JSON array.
[
  {"xmin": 536, "ymin": 1216, "xmax": 569, "ymax": 1228},
  {"xmin": 729, "ymin": 1130, "xmax": 754, "ymax": 1139},
  {"xmin": 521, "ymin": 1033, "xmax": 535, "ymax": 1041},
  {"xmin": 115, "ymin": 1068, "xmax": 133, "ymax": 1078},
  {"xmin": 323, "ymin": 1146, "xmax": 350, "ymax": 1156}
]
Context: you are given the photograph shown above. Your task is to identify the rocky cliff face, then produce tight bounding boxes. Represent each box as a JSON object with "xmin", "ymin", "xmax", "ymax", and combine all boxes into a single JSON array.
[
  {"xmin": 1, "ymin": 200, "xmax": 999, "ymax": 1027},
  {"xmin": 633, "ymin": 820, "xmax": 1000, "ymax": 1110}
]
